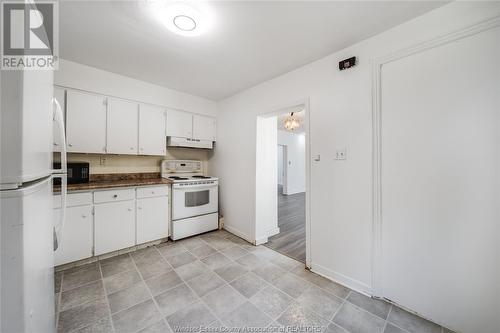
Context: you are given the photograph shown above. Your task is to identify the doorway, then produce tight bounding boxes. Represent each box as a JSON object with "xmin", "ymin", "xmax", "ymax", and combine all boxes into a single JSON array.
[{"xmin": 256, "ymin": 104, "xmax": 308, "ymax": 263}]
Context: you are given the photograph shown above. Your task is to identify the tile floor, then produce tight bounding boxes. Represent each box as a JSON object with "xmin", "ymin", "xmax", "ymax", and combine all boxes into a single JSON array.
[{"xmin": 54, "ymin": 229, "xmax": 454, "ymax": 333}]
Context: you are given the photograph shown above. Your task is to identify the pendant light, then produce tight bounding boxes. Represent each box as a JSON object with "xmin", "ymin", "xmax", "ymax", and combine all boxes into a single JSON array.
[{"xmin": 284, "ymin": 112, "xmax": 300, "ymax": 131}]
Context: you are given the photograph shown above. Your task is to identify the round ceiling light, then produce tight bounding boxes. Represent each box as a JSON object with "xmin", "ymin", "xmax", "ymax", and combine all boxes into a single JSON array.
[
  {"xmin": 173, "ymin": 15, "xmax": 196, "ymax": 31},
  {"xmin": 151, "ymin": 1, "xmax": 213, "ymax": 37}
]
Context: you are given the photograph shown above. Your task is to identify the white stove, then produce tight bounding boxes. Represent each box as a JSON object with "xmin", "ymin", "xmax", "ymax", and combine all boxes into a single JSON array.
[{"xmin": 161, "ymin": 160, "xmax": 219, "ymax": 240}]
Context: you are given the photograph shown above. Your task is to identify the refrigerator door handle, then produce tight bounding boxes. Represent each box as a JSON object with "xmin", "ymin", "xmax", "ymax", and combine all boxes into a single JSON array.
[
  {"xmin": 52, "ymin": 97, "xmax": 67, "ymax": 174},
  {"xmin": 52, "ymin": 97, "xmax": 67, "ymax": 251}
]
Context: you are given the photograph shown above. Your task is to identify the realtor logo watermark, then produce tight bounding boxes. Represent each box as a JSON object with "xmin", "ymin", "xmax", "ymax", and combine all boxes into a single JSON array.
[{"xmin": 1, "ymin": 1, "xmax": 58, "ymax": 70}]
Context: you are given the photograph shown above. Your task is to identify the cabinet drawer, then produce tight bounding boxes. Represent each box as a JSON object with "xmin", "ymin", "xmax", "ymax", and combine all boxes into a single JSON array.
[
  {"xmin": 136, "ymin": 186, "xmax": 169, "ymax": 199},
  {"xmin": 94, "ymin": 188, "xmax": 135, "ymax": 203},
  {"xmin": 53, "ymin": 192, "xmax": 92, "ymax": 208}
]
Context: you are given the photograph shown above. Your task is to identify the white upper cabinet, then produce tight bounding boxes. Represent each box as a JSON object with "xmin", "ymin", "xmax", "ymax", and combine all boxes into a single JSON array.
[
  {"xmin": 107, "ymin": 98, "xmax": 139, "ymax": 154},
  {"xmin": 53, "ymin": 87, "xmax": 65, "ymax": 152},
  {"xmin": 66, "ymin": 90, "xmax": 107, "ymax": 153},
  {"xmin": 139, "ymin": 104, "xmax": 166, "ymax": 156},
  {"xmin": 193, "ymin": 114, "xmax": 216, "ymax": 141},
  {"xmin": 166, "ymin": 109, "xmax": 193, "ymax": 138}
]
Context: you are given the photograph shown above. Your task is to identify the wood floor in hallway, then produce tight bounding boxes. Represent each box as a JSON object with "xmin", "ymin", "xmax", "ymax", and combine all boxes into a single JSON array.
[{"xmin": 264, "ymin": 185, "xmax": 306, "ymax": 263}]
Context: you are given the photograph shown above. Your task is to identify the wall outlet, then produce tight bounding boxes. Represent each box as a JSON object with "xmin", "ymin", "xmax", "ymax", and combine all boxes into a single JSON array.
[
  {"xmin": 99, "ymin": 156, "xmax": 106, "ymax": 165},
  {"xmin": 335, "ymin": 148, "xmax": 347, "ymax": 160}
]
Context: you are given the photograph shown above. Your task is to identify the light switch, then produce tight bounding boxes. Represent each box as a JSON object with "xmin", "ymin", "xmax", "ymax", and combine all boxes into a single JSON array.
[{"xmin": 335, "ymin": 148, "xmax": 347, "ymax": 160}]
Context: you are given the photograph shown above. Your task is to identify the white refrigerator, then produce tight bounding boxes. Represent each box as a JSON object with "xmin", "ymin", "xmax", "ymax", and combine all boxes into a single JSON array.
[{"xmin": 1, "ymin": 68, "xmax": 67, "ymax": 332}]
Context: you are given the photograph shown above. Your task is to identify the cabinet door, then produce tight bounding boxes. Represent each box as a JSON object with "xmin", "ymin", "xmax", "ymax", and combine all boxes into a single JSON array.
[
  {"xmin": 193, "ymin": 114, "xmax": 216, "ymax": 141},
  {"xmin": 53, "ymin": 87, "xmax": 65, "ymax": 152},
  {"xmin": 107, "ymin": 99, "xmax": 139, "ymax": 154},
  {"xmin": 136, "ymin": 196, "xmax": 169, "ymax": 244},
  {"xmin": 54, "ymin": 205, "xmax": 93, "ymax": 266},
  {"xmin": 66, "ymin": 90, "xmax": 107, "ymax": 153},
  {"xmin": 94, "ymin": 201, "xmax": 135, "ymax": 256},
  {"xmin": 139, "ymin": 104, "xmax": 166, "ymax": 156},
  {"xmin": 166, "ymin": 109, "xmax": 192, "ymax": 138}
]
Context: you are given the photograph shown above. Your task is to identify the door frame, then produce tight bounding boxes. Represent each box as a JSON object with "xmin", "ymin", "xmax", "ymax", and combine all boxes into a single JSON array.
[
  {"xmin": 371, "ymin": 16, "xmax": 500, "ymax": 297},
  {"xmin": 256, "ymin": 98, "xmax": 311, "ymax": 267},
  {"xmin": 278, "ymin": 144, "xmax": 288, "ymax": 194}
]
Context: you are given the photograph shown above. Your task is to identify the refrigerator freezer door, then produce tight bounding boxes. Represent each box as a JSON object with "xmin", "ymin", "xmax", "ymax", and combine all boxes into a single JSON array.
[
  {"xmin": 0, "ymin": 70, "xmax": 54, "ymax": 188},
  {"xmin": 0, "ymin": 177, "xmax": 55, "ymax": 333}
]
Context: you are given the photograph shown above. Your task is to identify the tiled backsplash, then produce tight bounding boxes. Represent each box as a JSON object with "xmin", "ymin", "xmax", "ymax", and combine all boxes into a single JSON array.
[{"xmin": 54, "ymin": 147, "xmax": 211, "ymax": 175}]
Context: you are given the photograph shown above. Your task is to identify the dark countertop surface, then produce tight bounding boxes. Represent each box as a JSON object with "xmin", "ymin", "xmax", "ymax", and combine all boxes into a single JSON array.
[{"xmin": 53, "ymin": 172, "xmax": 172, "ymax": 193}]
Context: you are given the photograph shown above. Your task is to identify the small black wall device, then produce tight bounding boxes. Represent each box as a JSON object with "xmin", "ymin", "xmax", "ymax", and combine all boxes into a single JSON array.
[{"xmin": 339, "ymin": 56, "xmax": 356, "ymax": 71}]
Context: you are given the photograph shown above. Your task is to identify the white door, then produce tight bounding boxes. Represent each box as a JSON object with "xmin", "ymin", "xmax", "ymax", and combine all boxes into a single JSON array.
[
  {"xmin": 66, "ymin": 90, "xmax": 106, "ymax": 153},
  {"xmin": 0, "ymin": 70, "xmax": 53, "ymax": 186},
  {"xmin": 54, "ymin": 205, "xmax": 93, "ymax": 266},
  {"xmin": 139, "ymin": 104, "xmax": 166, "ymax": 156},
  {"xmin": 0, "ymin": 178, "xmax": 54, "ymax": 333},
  {"xmin": 193, "ymin": 114, "xmax": 216, "ymax": 141},
  {"xmin": 53, "ymin": 87, "xmax": 65, "ymax": 152},
  {"xmin": 166, "ymin": 109, "xmax": 192, "ymax": 138},
  {"xmin": 107, "ymin": 99, "xmax": 139, "ymax": 154},
  {"xmin": 379, "ymin": 27, "xmax": 500, "ymax": 333},
  {"xmin": 136, "ymin": 196, "xmax": 169, "ymax": 243},
  {"xmin": 94, "ymin": 201, "xmax": 135, "ymax": 256}
]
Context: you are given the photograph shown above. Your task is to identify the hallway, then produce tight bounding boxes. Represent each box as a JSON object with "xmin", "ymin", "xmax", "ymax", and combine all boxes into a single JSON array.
[{"xmin": 265, "ymin": 185, "xmax": 306, "ymax": 262}]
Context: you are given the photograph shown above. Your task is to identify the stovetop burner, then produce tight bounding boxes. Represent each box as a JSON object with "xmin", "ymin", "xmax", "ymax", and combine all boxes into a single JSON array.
[
  {"xmin": 191, "ymin": 175, "xmax": 211, "ymax": 179},
  {"xmin": 169, "ymin": 176, "xmax": 188, "ymax": 180}
]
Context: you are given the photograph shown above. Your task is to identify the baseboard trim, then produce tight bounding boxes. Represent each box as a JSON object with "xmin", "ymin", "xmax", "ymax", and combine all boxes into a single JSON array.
[
  {"xmin": 311, "ymin": 263, "xmax": 372, "ymax": 296},
  {"xmin": 255, "ymin": 227, "xmax": 280, "ymax": 245},
  {"xmin": 223, "ymin": 224, "xmax": 255, "ymax": 244}
]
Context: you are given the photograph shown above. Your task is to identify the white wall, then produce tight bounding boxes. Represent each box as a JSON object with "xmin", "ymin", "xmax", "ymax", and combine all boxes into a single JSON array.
[
  {"xmin": 55, "ymin": 59, "xmax": 217, "ymax": 116},
  {"xmin": 278, "ymin": 130, "xmax": 306, "ymax": 195},
  {"xmin": 211, "ymin": 2, "xmax": 500, "ymax": 331},
  {"xmin": 254, "ymin": 116, "xmax": 279, "ymax": 244}
]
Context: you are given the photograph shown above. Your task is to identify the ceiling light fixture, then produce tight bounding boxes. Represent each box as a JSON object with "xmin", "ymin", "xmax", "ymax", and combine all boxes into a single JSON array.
[
  {"xmin": 284, "ymin": 112, "xmax": 300, "ymax": 131},
  {"xmin": 173, "ymin": 15, "xmax": 196, "ymax": 31},
  {"xmin": 151, "ymin": 0, "xmax": 214, "ymax": 37}
]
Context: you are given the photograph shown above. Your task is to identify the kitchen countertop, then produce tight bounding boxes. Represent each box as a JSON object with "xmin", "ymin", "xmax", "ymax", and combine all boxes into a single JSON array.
[{"xmin": 53, "ymin": 172, "xmax": 172, "ymax": 193}]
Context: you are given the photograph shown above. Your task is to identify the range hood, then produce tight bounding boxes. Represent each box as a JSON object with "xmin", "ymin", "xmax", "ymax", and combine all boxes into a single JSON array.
[{"xmin": 167, "ymin": 137, "xmax": 213, "ymax": 149}]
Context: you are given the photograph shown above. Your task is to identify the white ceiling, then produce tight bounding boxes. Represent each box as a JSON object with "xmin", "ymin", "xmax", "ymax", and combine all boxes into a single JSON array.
[{"xmin": 59, "ymin": 1, "xmax": 446, "ymax": 100}]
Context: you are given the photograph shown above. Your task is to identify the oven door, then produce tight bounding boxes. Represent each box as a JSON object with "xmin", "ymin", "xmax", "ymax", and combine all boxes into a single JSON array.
[{"xmin": 172, "ymin": 184, "xmax": 218, "ymax": 220}]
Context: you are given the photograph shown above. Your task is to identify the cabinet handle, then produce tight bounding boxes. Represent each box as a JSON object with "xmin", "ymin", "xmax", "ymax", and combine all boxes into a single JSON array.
[
  {"xmin": 130, "ymin": 147, "xmax": 134, "ymax": 150},
  {"xmin": 128, "ymin": 208, "xmax": 133, "ymax": 211},
  {"xmin": 113, "ymin": 194, "xmax": 118, "ymax": 198},
  {"xmin": 151, "ymin": 191, "xmax": 155, "ymax": 194},
  {"xmin": 53, "ymin": 143, "xmax": 58, "ymax": 146},
  {"xmin": 82, "ymin": 214, "xmax": 87, "ymax": 218},
  {"xmin": 68, "ymin": 143, "xmax": 73, "ymax": 147}
]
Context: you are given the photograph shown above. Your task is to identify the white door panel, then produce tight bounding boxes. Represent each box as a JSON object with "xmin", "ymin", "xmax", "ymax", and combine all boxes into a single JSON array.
[
  {"xmin": 107, "ymin": 99, "xmax": 139, "ymax": 154},
  {"xmin": 94, "ymin": 201, "xmax": 135, "ymax": 256},
  {"xmin": 193, "ymin": 114, "xmax": 216, "ymax": 141},
  {"xmin": 139, "ymin": 104, "xmax": 166, "ymax": 156},
  {"xmin": 380, "ymin": 27, "xmax": 500, "ymax": 333},
  {"xmin": 136, "ymin": 196, "xmax": 169, "ymax": 243},
  {"xmin": 166, "ymin": 109, "xmax": 192, "ymax": 138},
  {"xmin": 66, "ymin": 90, "xmax": 106, "ymax": 153},
  {"xmin": 54, "ymin": 205, "xmax": 93, "ymax": 266},
  {"xmin": 0, "ymin": 70, "xmax": 53, "ymax": 185}
]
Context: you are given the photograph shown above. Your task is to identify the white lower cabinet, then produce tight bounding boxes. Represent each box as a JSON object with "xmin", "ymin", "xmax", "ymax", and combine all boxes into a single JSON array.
[
  {"xmin": 54, "ymin": 185, "xmax": 170, "ymax": 265},
  {"xmin": 94, "ymin": 200, "xmax": 136, "ymax": 256},
  {"xmin": 137, "ymin": 196, "xmax": 169, "ymax": 244},
  {"xmin": 54, "ymin": 205, "xmax": 93, "ymax": 266}
]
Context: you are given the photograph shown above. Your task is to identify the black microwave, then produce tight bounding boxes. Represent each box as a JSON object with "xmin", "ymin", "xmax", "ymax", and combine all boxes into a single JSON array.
[{"xmin": 53, "ymin": 162, "xmax": 90, "ymax": 185}]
